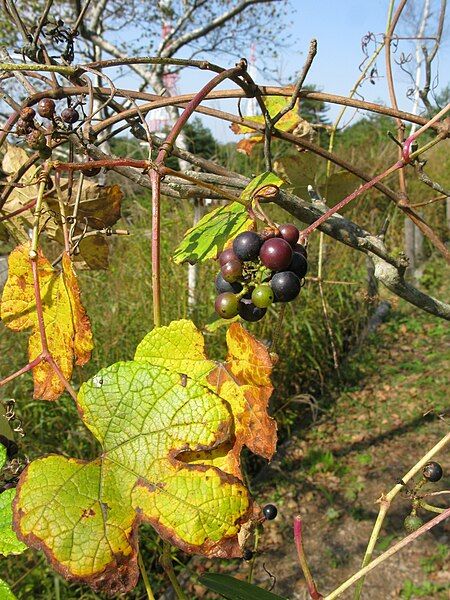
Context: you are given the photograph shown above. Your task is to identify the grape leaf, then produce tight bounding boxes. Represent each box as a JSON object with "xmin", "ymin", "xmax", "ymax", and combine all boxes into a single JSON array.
[
  {"xmin": 323, "ymin": 171, "xmax": 362, "ymax": 204},
  {"xmin": 273, "ymin": 153, "xmax": 320, "ymax": 195},
  {"xmin": 13, "ymin": 320, "xmax": 275, "ymax": 594},
  {"xmin": 0, "ymin": 145, "xmax": 56, "ymax": 245},
  {"xmin": 1, "ymin": 244, "xmax": 93, "ymax": 400},
  {"xmin": 46, "ymin": 181, "xmax": 123, "ymax": 230},
  {"xmin": 231, "ymin": 96, "xmax": 305, "ymax": 155},
  {"xmin": 239, "ymin": 172, "xmax": 285, "ymax": 205},
  {"xmin": 0, "ymin": 578, "xmax": 17, "ymax": 600},
  {"xmin": 0, "ymin": 489, "xmax": 27, "ymax": 556},
  {"xmin": 200, "ymin": 573, "xmax": 288, "ymax": 599},
  {"xmin": 173, "ymin": 202, "xmax": 253, "ymax": 264}
]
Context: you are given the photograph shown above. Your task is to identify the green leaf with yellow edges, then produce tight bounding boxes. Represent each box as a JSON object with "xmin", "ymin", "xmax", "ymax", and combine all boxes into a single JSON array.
[
  {"xmin": 0, "ymin": 488, "xmax": 27, "ymax": 556},
  {"xmin": 14, "ymin": 320, "xmax": 276, "ymax": 594},
  {"xmin": 173, "ymin": 202, "xmax": 253, "ymax": 264},
  {"xmin": 0, "ymin": 578, "xmax": 17, "ymax": 600}
]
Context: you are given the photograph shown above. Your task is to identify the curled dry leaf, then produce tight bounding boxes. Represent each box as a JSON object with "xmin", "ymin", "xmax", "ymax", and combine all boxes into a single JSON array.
[
  {"xmin": 0, "ymin": 243, "xmax": 93, "ymax": 400},
  {"xmin": 13, "ymin": 320, "xmax": 276, "ymax": 594}
]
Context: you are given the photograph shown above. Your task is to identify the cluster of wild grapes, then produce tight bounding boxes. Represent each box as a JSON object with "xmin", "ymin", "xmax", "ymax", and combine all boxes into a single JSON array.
[
  {"xmin": 214, "ymin": 224, "xmax": 308, "ymax": 322},
  {"xmin": 403, "ymin": 461, "xmax": 445, "ymax": 533},
  {"xmin": 14, "ymin": 98, "xmax": 84, "ymax": 161}
]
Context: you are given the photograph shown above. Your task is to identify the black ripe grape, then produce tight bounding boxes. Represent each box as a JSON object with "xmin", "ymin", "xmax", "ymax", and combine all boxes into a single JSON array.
[
  {"xmin": 259, "ymin": 238, "xmax": 293, "ymax": 270},
  {"xmin": 262, "ymin": 504, "xmax": 278, "ymax": 520},
  {"xmin": 252, "ymin": 285, "xmax": 274, "ymax": 308},
  {"xmin": 294, "ymin": 243, "xmax": 307, "ymax": 259},
  {"xmin": 279, "ymin": 223, "xmax": 299, "ymax": 246},
  {"xmin": 238, "ymin": 298, "xmax": 266, "ymax": 322},
  {"xmin": 221, "ymin": 259, "xmax": 243, "ymax": 282},
  {"xmin": 289, "ymin": 252, "xmax": 308, "ymax": 279},
  {"xmin": 215, "ymin": 293, "xmax": 239, "ymax": 319},
  {"xmin": 271, "ymin": 271, "xmax": 301, "ymax": 302},
  {"xmin": 233, "ymin": 231, "xmax": 262, "ymax": 261},
  {"xmin": 215, "ymin": 272, "xmax": 242, "ymax": 294},
  {"xmin": 218, "ymin": 247, "xmax": 238, "ymax": 266},
  {"xmin": 423, "ymin": 462, "xmax": 443, "ymax": 482}
]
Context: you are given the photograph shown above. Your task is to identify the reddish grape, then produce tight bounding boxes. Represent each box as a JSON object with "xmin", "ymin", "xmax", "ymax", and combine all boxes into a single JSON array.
[
  {"xmin": 215, "ymin": 293, "xmax": 239, "ymax": 319},
  {"xmin": 37, "ymin": 98, "xmax": 56, "ymax": 119},
  {"xmin": 20, "ymin": 107, "xmax": 36, "ymax": 122},
  {"xmin": 233, "ymin": 231, "xmax": 262, "ymax": 261},
  {"xmin": 270, "ymin": 271, "xmax": 301, "ymax": 302},
  {"xmin": 279, "ymin": 223, "xmax": 299, "ymax": 246},
  {"xmin": 289, "ymin": 252, "xmax": 308, "ymax": 279},
  {"xmin": 221, "ymin": 259, "xmax": 243, "ymax": 282},
  {"xmin": 259, "ymin": 238, "xmax": 293, "ymax": 270},
  {"xmin": 61, "ymin": 107, "xmax": 80, "ymax": 124},
  {"xmin": 218, "ymin": 248, "xmax": 238, "ymax": 266}
]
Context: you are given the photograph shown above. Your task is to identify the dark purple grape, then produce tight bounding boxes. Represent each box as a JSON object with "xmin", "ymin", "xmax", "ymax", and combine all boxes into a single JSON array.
[
  {"xmin": 259, "ymin": 238, "xmax": 293, "ymax": 270},
  {"xmin": 61, "ymin": 107, "xmax": 80, "ymax": 124},
  {"xmin": 37, "ymin": 98, "xmax": 56, "ymax": 119},
  {"xmin": 242, "ymin": 549, "xmax": 254, "ymax": 561},
  {"xmin": 215, "ymin": 293, "xmax": 239, "ymax": 319},
  {"xmin": 221, "ymin": 259, "xmax": 243, "ymax": 283},
  {"xmin": 270, "ymin": 271, "xmax": 301, "ymax": 302},
  {"xmin": 218, "ymin": 248, "xmax": 238, "ymax": 266},
  {"xmin": 279, "ymin": 223, "xmax": 299, "ymax": 246},
  {"xmin": 238, "ymin": 298, "xmax": 266, "ymax": 322},
  {"xmin": 423, "ymin": 462, "xmax": 443, "ymax": 482},
  {"xmin": 288, "ymin": 252, "xmax": 308, "ymax": 279},
  {"xmin": 294, "ymin": 243, "xmax": 308, "ymax": 259},
  {"xmin": 215, "ymin": 272, "xmax": 242, "ymax": 294},
  {"xmin": 232, "ymin": 231, "xmax": 262, "ymax": 262}
]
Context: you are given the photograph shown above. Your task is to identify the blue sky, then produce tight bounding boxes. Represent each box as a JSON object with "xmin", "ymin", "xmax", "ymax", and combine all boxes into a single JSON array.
[{"xmin": 170, "ymin": 0, "xmax": 450, "ymax": 141}]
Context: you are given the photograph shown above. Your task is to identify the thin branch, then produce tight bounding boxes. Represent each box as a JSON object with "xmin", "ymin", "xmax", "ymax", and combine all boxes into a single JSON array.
[
  {"xmin": 353, "ymin": 431, "xmax": 450, "ymax": 598},
  {"xmin": 294, "ymin": 516, "xmax": 323, "ymax": 599},
  {"xmin": 325, "ymin": 507, "xmax": 450, "ymax": 599},
  {"xmin": 272, "ymin": 39, "xmax": 317, "ymax": 127}
]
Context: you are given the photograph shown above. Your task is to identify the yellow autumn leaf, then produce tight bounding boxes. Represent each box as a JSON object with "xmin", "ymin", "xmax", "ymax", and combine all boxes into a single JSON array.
[{"xmin": 0, "ymin": 244, "xmax": 93, "ymax": 400}]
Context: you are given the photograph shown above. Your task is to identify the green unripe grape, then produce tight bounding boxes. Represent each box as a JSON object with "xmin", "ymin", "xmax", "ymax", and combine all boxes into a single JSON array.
[
  {"xmin": 215, "ymin": 292, "xmax": 239, "ymax": 319},
  {"xmin": 252, "ymin": 284, "xmax": 274, "ymax": 308},
  {"xmin": 403, "ymin": 514, "xmax": 423, "ymax": 533}
]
